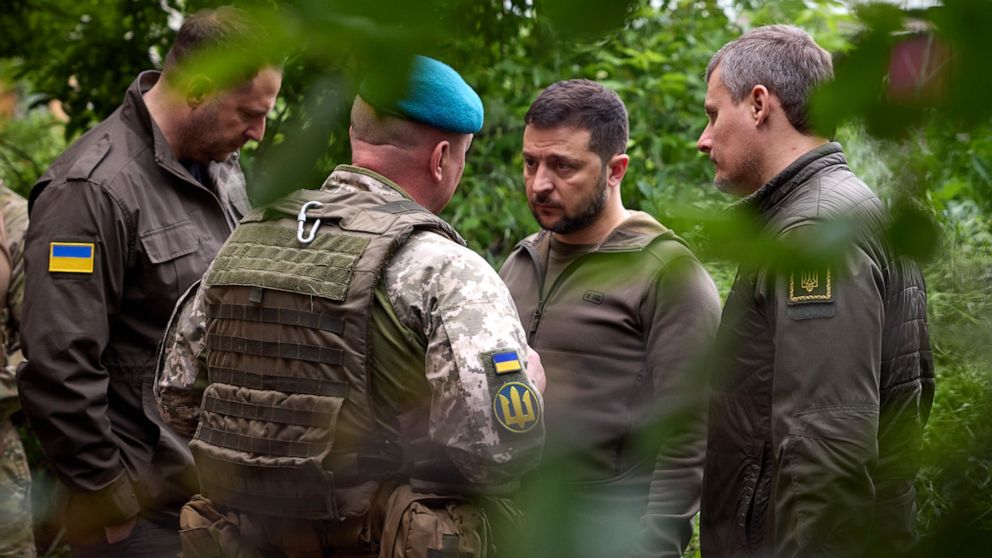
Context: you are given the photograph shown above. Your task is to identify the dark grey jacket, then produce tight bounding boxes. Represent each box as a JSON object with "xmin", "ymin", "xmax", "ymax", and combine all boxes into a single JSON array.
[
  {"xmin": 17, "ymin": 71, "xmax": 249, "ymax": 538},
  {"xmin": 501, "ymin": 212, "xmax": 720, "ymax": 558},
  {"xmin": 700, "ymin": 143, "xmax": 934, "ymax": 557}
]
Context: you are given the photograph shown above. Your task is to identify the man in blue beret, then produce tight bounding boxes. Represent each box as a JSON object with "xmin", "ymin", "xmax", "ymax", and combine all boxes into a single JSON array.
[{"xmin": 155, "ymin": 55, "xmax": 546, "ymax": 558}]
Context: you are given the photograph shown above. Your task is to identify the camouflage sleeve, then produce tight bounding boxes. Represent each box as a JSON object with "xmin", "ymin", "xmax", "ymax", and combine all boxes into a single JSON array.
[
  {"xmin": 0, "ymin": 187, "xmax": 27, "ymax": 419},
  {"xmin": 154, "ymin": 280, "xmax": 209, "ymax": 437},
  {"xmin": 385, "ymin": 231, "xmax": 545, "ymax": 487}
]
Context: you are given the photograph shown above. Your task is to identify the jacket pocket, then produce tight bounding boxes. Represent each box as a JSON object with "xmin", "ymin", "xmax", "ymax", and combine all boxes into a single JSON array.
[
  {"xmin": 140, "ymin": 220, "xmax": 199, "ymax": 264},
  {"xmin": 138, "ymin": 220, "xmax": 204, "ymax": 317},
  {"xmin": 743, "ymin": 443, "xmax": 772, "ymax": 552}
]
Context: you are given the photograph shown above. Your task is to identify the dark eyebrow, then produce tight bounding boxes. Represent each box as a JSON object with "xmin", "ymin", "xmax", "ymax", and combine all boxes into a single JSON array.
[{"xmin": 552, "ymin": 154, "xmax": 582, "ymax": 166}]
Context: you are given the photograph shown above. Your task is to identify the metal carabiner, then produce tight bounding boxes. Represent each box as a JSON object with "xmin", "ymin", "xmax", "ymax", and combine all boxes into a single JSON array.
[{"xmin": 296, "ymin": 200, "xmax": 324, "ymax": 244}]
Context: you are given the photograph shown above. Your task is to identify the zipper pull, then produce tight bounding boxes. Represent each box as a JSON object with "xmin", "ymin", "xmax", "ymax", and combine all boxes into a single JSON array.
[{"xmin": 528, "ymin": 302, "xmax": 544, "ymax": 340}]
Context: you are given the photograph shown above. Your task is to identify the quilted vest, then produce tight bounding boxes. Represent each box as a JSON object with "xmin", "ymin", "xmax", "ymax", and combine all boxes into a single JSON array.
[{"xmin": 189, "ymin": 187, "xmax": 463, "ymax": 520}]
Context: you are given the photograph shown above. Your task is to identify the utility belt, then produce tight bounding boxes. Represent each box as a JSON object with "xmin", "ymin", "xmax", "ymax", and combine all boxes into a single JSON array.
[
  {"xmin": 179, "ymin": 482, "xmax": 521, "ymax": 558},
  {"xmin": 191, "ymin": 439, "xmax": 404, "ymax": 521}
]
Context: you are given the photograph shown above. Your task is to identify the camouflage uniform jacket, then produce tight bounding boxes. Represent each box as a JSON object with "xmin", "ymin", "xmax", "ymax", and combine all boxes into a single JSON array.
[
  {"xmin": 0, "ymin": 183, "xmax": 35, "ymax": 557},
  {"xmin": 0, "ymin": 183, "xmax": 27, "ymax": 423},
  {"xmin": 157, "ymin": 165, "xmax": 545, "ymax": 489},
  {"xmin": 18, "ymin": 71, "xmax": 250, "ymax": 536}
]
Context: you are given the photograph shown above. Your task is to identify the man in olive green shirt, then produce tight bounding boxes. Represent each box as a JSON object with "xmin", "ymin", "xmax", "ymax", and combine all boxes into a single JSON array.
[{"xmin": 500, "ymin": 79, "xmax": 720, "ymax": 558}]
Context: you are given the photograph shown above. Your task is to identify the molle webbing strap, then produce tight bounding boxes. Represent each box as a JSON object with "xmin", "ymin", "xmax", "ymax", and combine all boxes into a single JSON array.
[
  {"xmin": 193, "ymin": 448, "xmax": 339, "ymax": 519},
  {"xmin": 207, "ymin": 223, "xmax": 369, "ymax": 301},
  {"xmin": 370, "ymin": 200, "xmax": 467, "ymax": 246},
  {"xmin": 202, "ymin": 393, "xmax": 340, "ymax": 428},
  {"xmin": 208, "ymin": 367, "xmax": 348, "ymax": 398},
  {"xmin": 209, "ymin": 335, "xmax": 342, "ymax": 365},
  {"xmin": 207, "ymin": 303, "xmax": 345, "ymax": 334},
  {"xmin": 372, "ymin": 200, "xmax": 429, "ymax": 215},
  {"xmin": 197, "ymin": 425, "xmax": 326, "ymax": 458},
  {"xmin": 324, "ymin": 445, "xmax": 405, "ymax": 482}
]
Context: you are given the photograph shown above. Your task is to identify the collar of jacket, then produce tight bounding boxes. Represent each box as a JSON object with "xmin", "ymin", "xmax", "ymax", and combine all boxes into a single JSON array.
[
  {"xmin": 736, "ymin": 141, "xmax": 848, "ymax": 216},
  {"xmin": 311, "ymin": 164, "xmax": 467, "ymax": 246},
  {"xmin": 515, "ymin": 210, "xmax": 677, "ymax": 255},
  {"xmin": 321, "ymin": 164, "xmax": 420, "ymax": 202}
]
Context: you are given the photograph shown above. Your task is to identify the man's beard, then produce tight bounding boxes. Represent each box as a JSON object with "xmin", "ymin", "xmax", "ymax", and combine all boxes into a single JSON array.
[
  {"xmin": 531, "ymin": 170, "xmax": 608, "ymax": 235},
  {"xmin": 181, "ymin": 104, "xmax": 235, "ymax": 163},
  {"xmin": 714, "ymin": 148, "xmax": 762, "ymax": 196}
]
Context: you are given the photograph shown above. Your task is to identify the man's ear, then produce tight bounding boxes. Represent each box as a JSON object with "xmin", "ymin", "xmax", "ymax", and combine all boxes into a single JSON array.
[
  {"xmin": 606, "ymin": 154, "xmax": 630, "ymax": 187},
  {"xmin": 751, "ymin": 84, "xmax": 771, "ymax": 126},
  {"xmin": 186, "ymin": 74, "xmax": 213, "ymax": 108},
  {"xmin": 429, "ymin": 140, "xmax": 450, "ymax": 183}
]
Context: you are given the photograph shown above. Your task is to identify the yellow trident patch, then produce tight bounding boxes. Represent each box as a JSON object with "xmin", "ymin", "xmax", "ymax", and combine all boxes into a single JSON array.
[
  {"xmin": 789, "ymin": 266, "xmax": 833, "ymax": 302},
  {"xmin": 800, "ymin": 271, "xmax": 819, "ymax": 293},
  {"xmin": 493, "ymin": 382, "xmax": 540, "ymax": 433}
]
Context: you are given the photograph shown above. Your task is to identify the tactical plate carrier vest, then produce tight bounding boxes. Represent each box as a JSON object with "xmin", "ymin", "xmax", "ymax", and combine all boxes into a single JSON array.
[{"xmin": 189, "ymin": 187, "xmax": 464, "ymax": 520}]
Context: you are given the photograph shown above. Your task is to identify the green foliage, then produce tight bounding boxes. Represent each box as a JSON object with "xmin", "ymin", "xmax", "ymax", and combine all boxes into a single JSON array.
[
  {"xmin": 914, "ymin": 208, "xmax": 992, "ymax": 554},
  {"xmin": 1, "ymin": 0, "xmax": 992, "ymax": 555},
  {"xmin": 0, "ymin": 59, "xmax": 67, "ymax": 196},
  {"xmin": 0, "ymin": 0, "xmax": 175, "ymax": 139},
  {"xmin": 813, "ymin": 0, "xmax": 992, "ymax": 140}
]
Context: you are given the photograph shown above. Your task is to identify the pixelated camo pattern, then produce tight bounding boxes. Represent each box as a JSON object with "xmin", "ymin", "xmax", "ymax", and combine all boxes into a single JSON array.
[
  {"xmin": 385, "ymin": 230, "xmax": 543, "ymax": 485},
  {"xmin": 155, "ymin": 281, "xmax": 209, "ymax": 438},
  {"xmin": 319, "ymin": 166, "xmax": 408, "ymax": 200},
  {"xmin": 0, "ymin": 183, "xmax": 35, "ymax": 557}
]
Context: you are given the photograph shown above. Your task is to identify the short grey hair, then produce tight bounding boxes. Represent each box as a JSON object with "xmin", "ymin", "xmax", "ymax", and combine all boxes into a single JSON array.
[{"xmin": 706, "ymin": 25, "xmax": 833, "ymax": 134}]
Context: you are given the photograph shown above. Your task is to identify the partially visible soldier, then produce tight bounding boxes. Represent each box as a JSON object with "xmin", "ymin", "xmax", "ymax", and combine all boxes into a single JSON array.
[
  {"xmin": 0, "ymin": 181, "xmax": 35, "ymax": 558},
  {"xmin": 156, "ymin": 55, "xmax": 545, "ymax": 557}
]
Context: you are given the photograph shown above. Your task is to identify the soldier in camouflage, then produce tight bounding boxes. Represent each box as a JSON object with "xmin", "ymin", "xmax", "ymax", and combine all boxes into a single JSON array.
[
  {"xmin": 0, "ymin": 181, "xmax": 35, "ymax": 558},
  {"xmin": 156, "ymin": 56, "xmax": 544, "ymax": 557},
  {"xmin": 156, "ymin": 282, "xmax": 208, "ymax": 439}
]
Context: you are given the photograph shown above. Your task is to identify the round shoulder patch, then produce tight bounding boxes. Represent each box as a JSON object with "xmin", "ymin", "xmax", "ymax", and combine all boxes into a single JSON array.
[{"xmin": 493, "ymin": 381, "xmax": 541, "ymax": 434}]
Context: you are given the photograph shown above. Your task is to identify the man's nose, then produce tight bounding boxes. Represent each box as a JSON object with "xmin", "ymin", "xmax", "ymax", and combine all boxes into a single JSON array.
[
  {"xmin": 697, "ymin": 125, "xmax": 713, "ymax": 154},
  {"xmin": 531, "ymin": 164, "xmax": 555, "ymax": 194},
  {"xmin": 245, "ymin": 117, "xmax": 266, "ymax": 142}
]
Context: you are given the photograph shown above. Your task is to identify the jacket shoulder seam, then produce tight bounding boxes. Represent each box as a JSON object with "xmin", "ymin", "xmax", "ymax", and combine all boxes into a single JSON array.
[{"xmin": 98, "ymin": 182, "xmax": 137, "ymax": 267}]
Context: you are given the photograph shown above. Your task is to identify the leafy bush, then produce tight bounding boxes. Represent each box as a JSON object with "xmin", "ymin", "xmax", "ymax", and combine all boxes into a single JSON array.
[{"xmin": 2, "ymin": 1, "xmax": 991, "ymax": 556}]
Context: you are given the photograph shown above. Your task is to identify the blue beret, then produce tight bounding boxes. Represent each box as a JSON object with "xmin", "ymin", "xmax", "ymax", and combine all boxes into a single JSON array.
[{"xmin": 360, "ymin": 55, "xmax": 483, "ymax": 134}]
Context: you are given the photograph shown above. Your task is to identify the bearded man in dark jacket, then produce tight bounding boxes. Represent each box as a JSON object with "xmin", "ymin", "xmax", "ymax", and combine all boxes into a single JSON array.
[
  {"xmin": 696, "ymin": 25, "xmax": 934, "ymax": 558},
  {"xmin": 17, "ymin": 7, "xmax": 280, "ymax": 556}
]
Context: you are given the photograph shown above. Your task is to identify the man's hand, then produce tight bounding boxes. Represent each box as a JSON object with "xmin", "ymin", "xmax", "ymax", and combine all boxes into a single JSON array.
[
  {"xmin": 525, "ymin": 346, "xmax": 547, "ymax": 394},
  {"xmin": 104, "ymin": 515, "xmax": 138, "ymax": 544}
]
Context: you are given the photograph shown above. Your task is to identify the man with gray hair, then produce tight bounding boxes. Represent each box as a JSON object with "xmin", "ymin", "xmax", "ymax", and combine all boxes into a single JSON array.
[{"xmin": 697, "ymin": 25, "xmax": 933, "ymax": 557}]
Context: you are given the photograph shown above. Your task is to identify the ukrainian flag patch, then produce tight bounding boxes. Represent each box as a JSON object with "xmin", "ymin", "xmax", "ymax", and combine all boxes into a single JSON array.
[
  {"xmin": 492, "ymin": 350, "xmax": 522, "ymax": 374},
  {"xmin": 49, "ymin": 242, "xmax": 95, "ymax": 273}
]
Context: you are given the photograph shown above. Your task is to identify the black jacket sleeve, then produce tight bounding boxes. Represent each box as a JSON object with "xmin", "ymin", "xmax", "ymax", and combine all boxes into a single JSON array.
[
  {"xmin": 17, "ymin": 179, "xmax": 141, "ymax": 526},
  {"xmin": 768, "ymin": 227, "xmax": 883, "ymax": 557}
]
